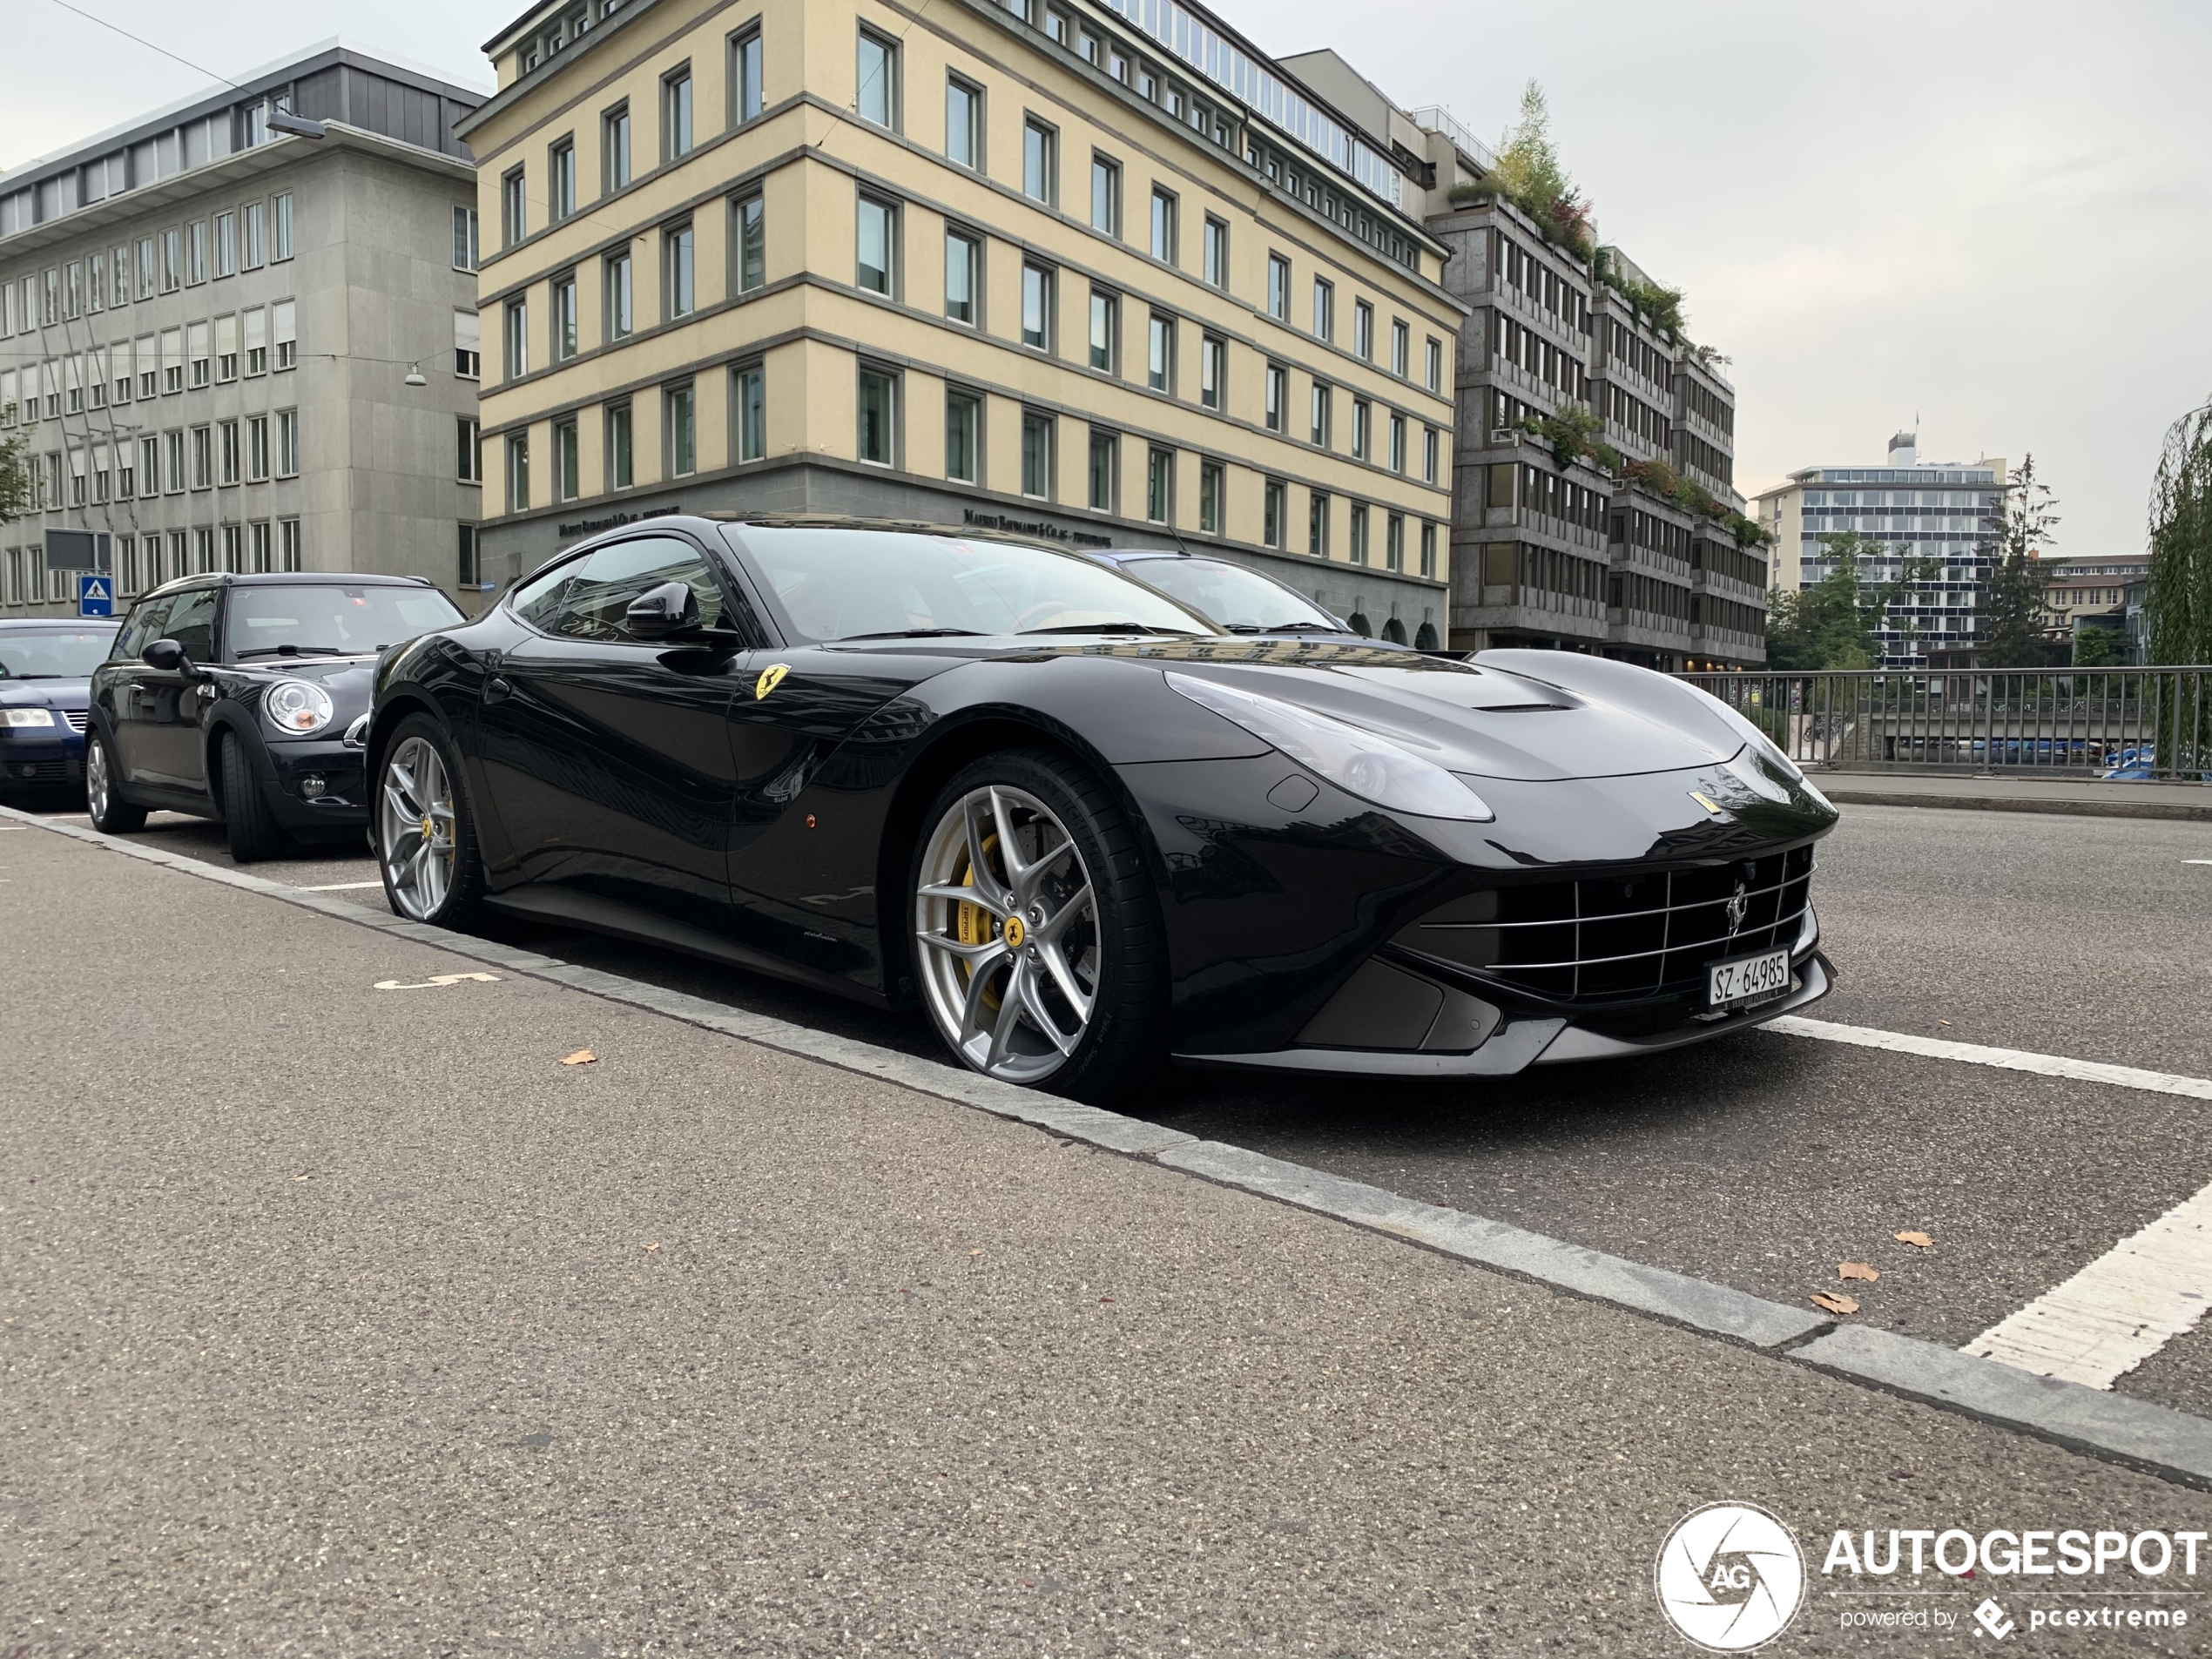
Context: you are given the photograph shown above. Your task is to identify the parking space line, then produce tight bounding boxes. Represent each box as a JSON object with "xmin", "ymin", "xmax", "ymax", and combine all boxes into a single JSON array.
[
  {"xmin": 1965, "ymin": 1184, "xmax": 2212, "ymax": 1389},
  {"xmin": 1767, "ymin": 1015, "xmax": 2212, "ymax": 1101},
  {"xmin": 295, "ymin": 880, "xmax": 385, "ymax": 891}
]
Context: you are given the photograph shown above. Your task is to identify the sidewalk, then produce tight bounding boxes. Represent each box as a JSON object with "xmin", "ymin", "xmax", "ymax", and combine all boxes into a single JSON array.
[
  {"xmin": 5, "ymin": 816, "xmax": 2211, "ymax": 1656},
  {"xmin": 1818, "ymin": 768, "xmax": 2212, "ymax": 821}
]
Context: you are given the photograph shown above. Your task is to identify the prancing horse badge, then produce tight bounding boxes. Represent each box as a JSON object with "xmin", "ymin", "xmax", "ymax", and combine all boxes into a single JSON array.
[{"xmin": 754, "ymin": 664, "xmax": 790, "ymax": 700}]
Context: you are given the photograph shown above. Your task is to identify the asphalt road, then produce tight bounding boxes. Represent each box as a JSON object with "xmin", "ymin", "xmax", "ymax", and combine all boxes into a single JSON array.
[{"xmin": 10, "ymin": 810, "xmax": 2212, "ymax": 1656}]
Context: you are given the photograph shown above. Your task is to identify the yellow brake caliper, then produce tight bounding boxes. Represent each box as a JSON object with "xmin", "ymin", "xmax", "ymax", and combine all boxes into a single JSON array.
[{"xmin": 954, "ymin": 833, "xmax": 1003, "ymax": 1011}]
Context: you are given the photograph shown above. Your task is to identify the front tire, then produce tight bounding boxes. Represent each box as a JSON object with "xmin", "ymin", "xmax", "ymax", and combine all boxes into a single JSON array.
[
  {"xmin": 375, "ymin": 715, "xmax": 485, "ymax": 926},
  {"xmin": 220, "ymin": 730, "xmax": 291, "ymax": 862},
  {"xmin": 85, "ymin": 732, "xmax": 147, "ymax": 833},
  {"xmin": 910, "ymin": 748, "xmax": 1166, "ymax": 1100}
]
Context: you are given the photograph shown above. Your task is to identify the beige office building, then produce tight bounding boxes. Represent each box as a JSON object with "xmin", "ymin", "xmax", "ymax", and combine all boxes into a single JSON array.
[{"xmin": 462, "ymin": 0, "xmax": 1465, "ymax": 645}]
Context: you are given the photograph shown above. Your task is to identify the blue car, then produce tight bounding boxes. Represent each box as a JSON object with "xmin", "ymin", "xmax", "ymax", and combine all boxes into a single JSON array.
[{"xmin": 0, "ymin": 619, "xmax": 122, "ymax": 802}]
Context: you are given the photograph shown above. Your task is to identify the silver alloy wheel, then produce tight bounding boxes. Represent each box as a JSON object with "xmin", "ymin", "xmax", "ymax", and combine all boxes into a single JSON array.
[
  {"xmin": 86, "ymin": 735, "xmax": 112, "ymax": 822},
  {"xmin": 378, "ymin": 734, "xmax": 459, "ymax": 920},
  {"xmin": 914, "ymin": 783, "xmax": 1101, "ymax": 1084}
]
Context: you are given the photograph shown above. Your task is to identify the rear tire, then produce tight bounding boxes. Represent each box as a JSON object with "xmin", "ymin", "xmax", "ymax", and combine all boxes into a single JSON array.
[
  {"xmin": 910, "ymin": 747, "xmax": 1167, "ymax": 1101},
  {"xmin": 85, "ymin": 731, "xmax": 147, "ymax": 833},
  {"xmin": 374, "ymin": 714, "xmax": 487, "ymax": 927},
  {"xmin": 220, "ymin": 730, "xmax": 291, "ymax": 862}
]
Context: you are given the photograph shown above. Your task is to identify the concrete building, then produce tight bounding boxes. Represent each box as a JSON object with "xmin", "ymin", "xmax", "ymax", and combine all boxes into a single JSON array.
[
  {"xmin": 2041, "ymin": 552, "xmax": 2148, "ymax": 653},
  {"xmin": 1747, "ymin": 432, "xmax": 2007, "ymax": 670},
  {"xmin": 0, "ymin": 44, "xmax": 486, "ymax": 618},
  {"xmin": 460, "ymin": 0, "xmax": 1465, "ymax": 644}
]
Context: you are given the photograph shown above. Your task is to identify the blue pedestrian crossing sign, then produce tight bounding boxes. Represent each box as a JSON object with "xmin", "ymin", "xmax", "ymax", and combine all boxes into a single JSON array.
[{"xmin": 78, "ymin": 574, "xmax": 114, "ymax": 617}]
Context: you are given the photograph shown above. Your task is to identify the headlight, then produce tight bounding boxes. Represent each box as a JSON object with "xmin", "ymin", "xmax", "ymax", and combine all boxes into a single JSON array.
[
  {"xmin": 1166, "ymin": 671, "xmax": 1494, "ymax": 821},
  {"xmin": 1693, "ymin": 685, "xmax": 1804, "ymax": 782},
  {"xmin": 0, "ymin": 708, "xmax": 57, "ymax": 728},
  {"xmin": 263, "ymin": 678, "xmax": 334, "ymax": 736}
]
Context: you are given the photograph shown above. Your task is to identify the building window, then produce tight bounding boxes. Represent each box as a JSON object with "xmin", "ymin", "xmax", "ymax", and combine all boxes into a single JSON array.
[
  {"xmin": 1264, "ymin": 480, "xmax": 1285, "ymax": 549},
  {"xmin": 856, "ymin": 196, "xmax": 897, "ymax": 295},
  {"xmin": 1386, "ymin": 512, "xmax": 1404, "ymax": 572},
  {"xmin": 857, "ymin": 367, "xmax": 897, "ymax": 466},
  {"xmin": 246, "ymin": 203, "xmax": 266, "ymax": 269},
  {"xmin": 1388, "ymin": 413, "xmax": 1406, "ymax": 474},
  {"xmin": 273, "ymin": 192, "xmax": 293, "ymax": 260},
  {"xmin": 1024, "ymin": 119, "xmax": 1057, "ymax": 205},
  {"xmin": 1198, "ymin": 461, "xmax": 1224, "ymax": 536},
  {"xmin": 550, "ymin": 138, "xmax": 577, "ymax": 219},
  {"xmin": 664, "ymin": 221, "xmax": 695, "ymax": 318},
  {"xmin": 1088, "ymin": 429, "xmax": 1117, "ymax": 512},
  {"xmin": 1149, "ymin": 188, "xmax": 1177, "ymax": 263},
  {"xmin": 606, "ymin": 253, "xmax": 633, "ymax": 340},
  {"xmin": 161, "ymin": 231, "xmax": 180, "ymax": 293},
  {"xmin": 945, "ymin": 228, "xmax": 979, "ymax": 326},
  {"xmin": 1310, "ymin": 382, "xmax": 1331, "ymax": 448},
  {"xmin": 253, "ymin": 523, "xmax": 274, "ymax": 576},
  {"xmin": 1089, "ymin": 153, "xmax": 1119, "ymax": 234},
  {"xmin": 1088, "ymin": 289, "xmax": 1117, "ymax": 372},
  {"xmin": 507, "ymin": 432, "xmax": 530, "ymax": 510},
  {"xmin": 1420, "ymin": 521, "xmax": 1437, "ymax": 578},
  {"xmin": 276, "ymin": 408, "xmax": 299, "ymax": 476},
  {"xmin": 604, "ymin": 105, "xmax": 631, "ymax": 193},
  {"xmin": 280, "ymin": 518, "xmax": 301, "ymax": 572},
  {"xmin": 502, "ymin": 170, "xmax": 527, "ymax": 246},
  {"xmin": 455, "ymin": 416, "xmax": 479, "ymax": 482},
  {"xmin": 1391, "ymin": 320, "xmax": 1409, "ymax": 378},
  {"xmin": 138, "ymin": 237, "xmax": 156, "ymax": 299},
  {"xmin": 189, "ymin": 424, "xmax": 212, "ymax": 489},
  {"xmin": 273, "ymin": 300, "xmax": 296, "ymax": 371},
  {"xmin": 1021, "ymin": 263, "xmax": 1053, "ymax": 351},
  {"xmin": 606, "ymin": 401, "xmax": 633, "ymax": 488},
  {"xmin": 192, "ymin": 527, "xmax": 215, "ymax": 575},
  {"xmin": 187, "ymin": 221, "xmax": 207, "ymax": 284},
  {"xmin": 453, "ymin": 310, "xmax": 479, "ymax": 379},
  {"xmin": 1021, "ymin": 411, "xmax": 1052, "ymax": 499},
  {"xmin": 222, "ymin": 525, "xmax": 243, "ymax": 574},
  {"xmin": 1145, "ymin": 447, "xmax": 1172, "ymax": 523},
  {"xmin": 1351, "ymin": 398, "xmax": 1370, "ymax": 462},
  {"xmin": 504, "ymin": 298, "xmax": 529, "ymax": 378},
  {"xmin": 947, "ymin": 76, "xmax": 981, "ymax": 168},
  {"xmin": 214, "ymin": 212, "xmax": 236, "ymax": 278},
  {"xmin": 1352, "ymin": 300, "xmax": 1373, "ymax": 361},
  {"xmin": 187, "ymin": 322, "xmax": 211, "ymax": 388},
  {"xmin": 1198, "ymin": 334, "xmax": 1224, "ymax": 411},
  {"xmin": 1266, "ymin": 254, "xmax": 1289, "ymax": 321},
  {"xmin": 857, "ymin": 30, "xmax": 899, "ymax": 129},
  {"xmin": 945, "ymin": 388, "xmax": 979, "ymax": 482},
  {"xmin": 219, "ymin": 419, "xmax": 240, "ymax": 485},
  {"xmin": 1312, "ymin": 279, "xmax": 1333, "ymax": 341},
  {"xmin": 458, "ymin": 523, "xmax": 478, "ymax": 588},
  {"xmin": 1264, "ymin": 363, "xmax": 1286, "ymax": 433},
  {"xmin": 664, "ymin": 384, "xmax": 696, "ymax": 476},
  {"xmin": 1147, "ymin": 313, "xmax": 1174, "ymax": 394},
  {"xmin": 552, "ymin": 273, "xmax": 578, "ymax": 360},
  {"xmin": 730, "ymin": 28, "xmax": 764, "ymax": 125},
  {"xmin": 1203, "ymin": 216, "xmax": 1228, "ymax": 287},
  {"xmin": 734, "ymin": 192, "xmax": 766, "ymax": 293},
  {"xmin": 554, "ymin": 418, "xmax": 580, "ymax": 500},
  {"xmin": 1422, "ymin": 426, "xmax": 1439, "ymax": 484},
  {"xmin": 1349, "ymin": 502, "xmax": 1370, "ymax": 565},
  {"xmin": 663, "ymin": 66, "xmax": 694, "ymax": 160},
  {"xmin": 1308, "ymin": 491, "xmax": 1329, "ymax": 557},
  {"xmin": 1426, "ymin": 337, "xmax": 1442, "ymax": 392}
]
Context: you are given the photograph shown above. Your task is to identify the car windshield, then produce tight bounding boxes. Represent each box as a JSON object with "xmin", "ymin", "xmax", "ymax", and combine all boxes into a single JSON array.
[
  {"xmin": 735, "ymin": 527, "xmax": 1221, "ymax": 643},
  {"xmin": 223, "ymin": 584, "xmax": 464, "ymax": 659},
  {"xmin": 1117, "ymin": 557, "xmax": 1339, "ymax": 633},
  {"xmin": 0, "ymin": 627, "xmax": 120, "ymax": 678}
]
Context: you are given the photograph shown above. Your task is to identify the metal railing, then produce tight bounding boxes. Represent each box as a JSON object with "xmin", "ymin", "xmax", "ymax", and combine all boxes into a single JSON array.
[
  {"xmin": 1407, "ymin": 105, "xmax": 1497, "ymax": 172},
  {"xmin": 1678, "ymin": 668, "xmax": 2212, "ymax": 782}
]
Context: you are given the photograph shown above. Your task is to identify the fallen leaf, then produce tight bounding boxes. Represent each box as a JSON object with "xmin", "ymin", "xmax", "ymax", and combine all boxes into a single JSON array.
[
  {"xmin": 291, "ymin": 1174, "xmax": 314, "ymax": 1183},
  {"xmin": 1810, "ymin": 1292, "xmax": 1859, "ymax": 1315},
  {"xmin": 1895, "ymin": 1231, "xmax": 1933, "ymax": 1249},
  {"xmin": 968, "ymin": 1249, "xmax": 983, "ymax": 1258},
  {"xmin": 1938, "ymin": 1020, "xmax": 1952, "ymax": 1027},
  {"xmin": 643, "ymin": 1242, "xmax": 661, "ymax": 1253},
  {"xmin": 1839, "ymin": 1261, "xmax": 1880, "ymax": 1282},
  {"xmin": 561, "ymin": 1049, "xmax": 597, "ymax": 1066}
]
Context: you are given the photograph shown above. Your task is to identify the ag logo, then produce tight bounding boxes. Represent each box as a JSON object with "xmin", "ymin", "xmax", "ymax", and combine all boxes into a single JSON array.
[
  {"xmin": 753, "ymin": 663, "xmax": 790, "ymax": 700},
  {"xmin": 1655, "ymin": 1502, "xmax": 1804, "ymax": 1651}
]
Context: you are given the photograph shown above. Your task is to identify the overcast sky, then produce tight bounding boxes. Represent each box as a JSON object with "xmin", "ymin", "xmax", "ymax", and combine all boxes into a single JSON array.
[{"xmin": 10, "ymin": 0, "xmax": 2206, "ymax": 550}]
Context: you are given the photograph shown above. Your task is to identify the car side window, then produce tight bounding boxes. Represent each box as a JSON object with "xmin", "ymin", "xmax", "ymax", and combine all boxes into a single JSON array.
[
  {"xmin": 550, "ymin": 536, "xmax": 726, "ymax": 642},
  {"xmin": 165, "ymin": 590, "xmax": 219, "ymax": 664},
  {"xmin": 509, "ymin": 557, "xmax": 580, "ymax": 634},
  {"xmin": 114, "ymin": 597, "xmax": 173, "ymax": 659}
]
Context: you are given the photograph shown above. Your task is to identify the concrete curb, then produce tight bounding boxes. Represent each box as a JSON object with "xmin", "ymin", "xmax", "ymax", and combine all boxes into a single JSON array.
[
  {"xmin": 9, "ymin": 802, "xmax": 2212, "ymax": 1488},
  {"xmin": 1824, "ymin": 788, "xmax": 2212, "ymax": 823}
]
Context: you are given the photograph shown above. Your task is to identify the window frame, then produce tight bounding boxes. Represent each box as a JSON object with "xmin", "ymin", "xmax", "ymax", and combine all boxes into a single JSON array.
[
  {"xmin": 664, "ymin": 381, "xmax": 697, "ymax": 477},
  {"xmin": 1265, "ymin": 253, "xmax": 1289, "ymax": 321},
  {"xmin": 1020, "ymin": 261, "xmax": 1055, "ymax": 353},
  {"xmin": 1087, "ymin": 428, "xmax": 1118, "ymax": 513},
  {"xmin": 1202, "ymin": 215, "xmax": 1228, "ymax": 287},
  {"xmin": 855, "ymin": 194, "xmax": 898, "ymax": 297},
  {"xmin": 735, "ymin": 364, "xmax": 766, "ymax": 463},
  {"xmin": 1023, "ymin": 118, "xmax": 1059, "ymax": 206},
  {"xmin": 1089, "ymin": 152, "xmax": 1119, "ymax": 235},
  {"xmin": 603, "ymin": 103, "xmax": 632, "ymax": 194},
  {"xmin": 1087, "ymin": 287, "xmax": 1118, "ymax": 374},
  {"xmin": 661, "ymin": 64, "xmax": 695, "ymax": 161},
  {"xmin": 857, "ymin": 28, "xmax": 900, "ymax": 130},
  {"xmin": 663, "ymin": 219, "xmax": 696, "ymax": 320},
  {"xmin": 1149, "ymin": 186, "xmax": 1177, "ymax": 265},
  {"xmin": 733, "ymin": 191, "xmax": 766, "ymax": 293},
  {"xmin": 729, "ymin": 25, "xmax": 764, "ymax": 126},
  {"xmin": 944, "ymin": 226, "xmax": 981, "ymax": 327},
  {"xmin": 944, "ymin": 385, "xmax": 981, "ymax": 483},
  {"xmin": 946, "ymin": 73, "xmax": 983, "ymax": 171},
  {"xmin": 855, "ymin": 363, "xmax": 900, "ymax": 468},
  {"xmin": 1020, "ymin": 410, "xmax": 1054, "ymax": 500}
]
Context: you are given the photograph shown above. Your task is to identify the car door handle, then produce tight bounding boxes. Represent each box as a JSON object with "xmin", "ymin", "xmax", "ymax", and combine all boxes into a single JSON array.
[{"xmin": 484, "ymin": 675, "xmax": 513, "ymax": 704}]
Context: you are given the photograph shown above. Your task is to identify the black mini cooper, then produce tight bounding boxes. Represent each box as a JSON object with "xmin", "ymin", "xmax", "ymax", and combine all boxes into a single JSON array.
[{"xmin": 87, "ymin": 572, "xmax": 463, "ymax": 860}]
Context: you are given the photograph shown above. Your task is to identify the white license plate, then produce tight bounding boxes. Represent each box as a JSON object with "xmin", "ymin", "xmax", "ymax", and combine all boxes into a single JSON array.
[{"xmin": 1706, "ymin": 948, "xmax": 1792, "ymax": 1010}]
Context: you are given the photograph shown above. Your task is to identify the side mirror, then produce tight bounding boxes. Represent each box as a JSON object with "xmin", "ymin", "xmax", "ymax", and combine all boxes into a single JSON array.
[
  {"xmin": 143, "ymin": 637, "xmax": 187, "ymax": 672},
  {"xmin": 624, "ymin": 580, "xmax": 700, "ymax": 640}
]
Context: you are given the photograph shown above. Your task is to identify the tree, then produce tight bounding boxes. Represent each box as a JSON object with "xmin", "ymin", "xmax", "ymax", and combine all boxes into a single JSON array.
[
  {"xmin": 0, "ymin": 402, "xmax": 32, "ymax": 522},
  {"xmin": 1764, "ymin": 531, "xmax": 1937, "ymax": 669},
  {"xmin": 1488, "ymin": 82, "xmax": 1595, "ymax": 260},
  {"xmin": 1979, "ymin": 453, "xmax": 2059, "ymax": 667},
  {"xmin": 2148, "ymin": 397, "xmax": 2212, "ymax": 665},
  {"xmin": 2072, "ymin": 627, "xmax": 2125, "ymax": 668}
]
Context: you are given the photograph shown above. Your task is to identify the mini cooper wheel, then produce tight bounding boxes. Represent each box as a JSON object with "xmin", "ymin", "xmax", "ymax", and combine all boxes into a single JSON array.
[
  {"xmin": 376, "ymin": 715, "xmax": 485, "ymax": 925},
  {"xmin": 85, "ymin": 731, "xmax": 146, "ymax": 833},
  {"xmin": 220, "ymin": 729, "xmax": 292, "ymax": 863},
  {"xmin": 911, "ymin": 749, "xmax": 1166, "ymax": 1099}
]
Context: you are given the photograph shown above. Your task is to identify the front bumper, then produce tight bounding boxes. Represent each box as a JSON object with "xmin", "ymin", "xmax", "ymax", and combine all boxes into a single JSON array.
[
  {"xmin": 260, "ymin": 737, "xmax": 370, "ymax": 829},
  {"xmin": 0, "ymin": 732, "xmax": 86, "ymax": 790}
]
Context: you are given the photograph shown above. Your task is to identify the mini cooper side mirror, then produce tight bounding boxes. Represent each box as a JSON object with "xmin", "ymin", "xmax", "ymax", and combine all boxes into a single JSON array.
[
  {"xmin": 143, "ymin": 637, "xmax": 187, "ymax": 672},
  {"xmin": 624, "ymin": 580, "xmax": 700, "ymax": 640}
]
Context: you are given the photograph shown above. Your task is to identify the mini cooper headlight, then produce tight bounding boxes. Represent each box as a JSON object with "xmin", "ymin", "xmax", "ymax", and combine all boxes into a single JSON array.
[
  {"xmin": 0, "ymin": 708, "xmax": 57, "ymax": 728},
  {"xmin": 1166, "ymin": 671, "xmax": 1494, "ymax": 822},
  {"xmin": 264, "ymin": 678, "xmax": 334, "ymax": 736}
]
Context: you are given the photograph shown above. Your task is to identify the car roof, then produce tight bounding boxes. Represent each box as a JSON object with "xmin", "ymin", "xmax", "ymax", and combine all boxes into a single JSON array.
[
  {"xmin": 134, "ymin": 571, "xmax": 440, "ymax": 602},
  {"xmin": 704, "ymin": 511, "xmax": 1096, "ymax": 558},
  {"xmin": 0, "ymin": 617, "xmax": 119, "ymax": 629}
]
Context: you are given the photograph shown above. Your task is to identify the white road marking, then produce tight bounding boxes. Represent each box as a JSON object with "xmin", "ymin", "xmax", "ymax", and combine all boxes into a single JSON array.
[
  {"xmin": 1964, "ymin": 1186, "xmax": 2212, "ymax": 1388},
  {"xmin": 1767, "ymin": 1015, "xmax": 2212, "ymax": 1101},
  {"xmin": 2185, "ymin": 860, "xmax": 2212, "ymax": 866},
  {"xmin": 296, "ymin": 880, "xmax": 385, "ymax": 891}
]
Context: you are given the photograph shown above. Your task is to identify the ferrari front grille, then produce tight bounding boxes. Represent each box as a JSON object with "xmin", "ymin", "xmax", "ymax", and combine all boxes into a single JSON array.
[{"xmin": 1392, "ymin": 845, "xmax": 1817, "ymax": 1003}]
